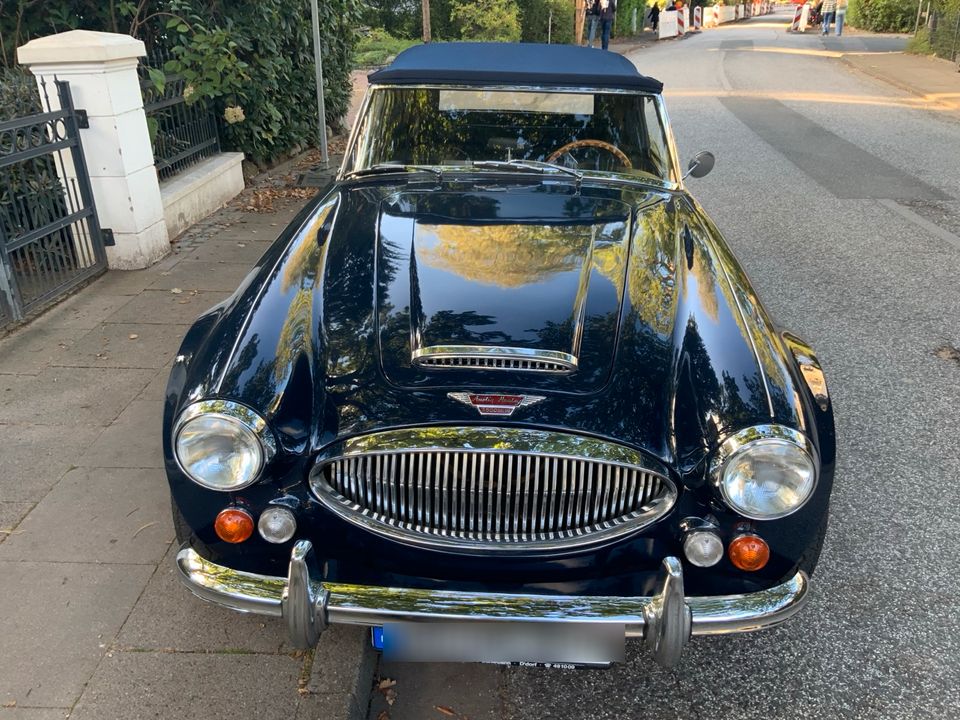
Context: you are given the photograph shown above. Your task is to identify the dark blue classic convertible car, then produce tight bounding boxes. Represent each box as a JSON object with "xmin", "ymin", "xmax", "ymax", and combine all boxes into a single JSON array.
[{"xmin": 166, "ymin": 43, "xmax": 834, "ymax": 667}]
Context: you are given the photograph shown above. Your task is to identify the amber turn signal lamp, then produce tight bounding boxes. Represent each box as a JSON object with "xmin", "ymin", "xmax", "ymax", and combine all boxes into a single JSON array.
[
  {"xmin": 728, "ymin": 533, "xmax": 770, "ymax": 571},
  {"xmin": 214, "ymin": 507, "xmax": 254, "ymax": 544}
]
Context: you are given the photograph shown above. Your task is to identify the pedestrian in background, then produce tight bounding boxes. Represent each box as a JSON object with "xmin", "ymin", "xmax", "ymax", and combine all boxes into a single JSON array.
[
  {"xmin": 599, "ymin": 0, "xmax": 617, "ymax": 51},
  {"xmin": 820, "ymin": 0, "xmax": 837, "ymax": 34},
  {"xmin": 585, "ymin": 0, "xmax": 601, "ymax": 48},
  {"xmin": 835, "ymin": 0, "xmax": 847, "ymax": 35},
  {"xmin": 648, "ymin": 1, "xmax": 660, "ymax": 32}
]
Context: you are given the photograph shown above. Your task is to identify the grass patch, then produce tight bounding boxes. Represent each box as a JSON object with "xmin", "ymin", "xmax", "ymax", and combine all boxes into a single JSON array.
[{"xmin": 354, "ymin": 29, "xmax": 418, "ymax": 68}]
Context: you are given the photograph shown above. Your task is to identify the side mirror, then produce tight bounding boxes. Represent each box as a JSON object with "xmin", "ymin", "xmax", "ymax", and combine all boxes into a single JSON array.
[{"xmin": 684, "ymin": 151, "xmax": 715, "ymax": 180}]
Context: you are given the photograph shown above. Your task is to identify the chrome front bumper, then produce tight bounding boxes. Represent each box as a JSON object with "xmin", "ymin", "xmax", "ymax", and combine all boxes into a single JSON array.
[{"xmin": 176, "ymin": 540, "xmax": 809, "ymax": 667}]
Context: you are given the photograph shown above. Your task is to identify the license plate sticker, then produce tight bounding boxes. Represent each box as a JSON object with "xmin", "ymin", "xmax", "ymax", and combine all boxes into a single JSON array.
[{"xmin": 379, "ymin": 621, "xmax": 624, "ymax": 664}]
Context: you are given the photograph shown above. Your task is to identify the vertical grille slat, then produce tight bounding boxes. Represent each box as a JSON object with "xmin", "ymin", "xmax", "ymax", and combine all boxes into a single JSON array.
[{"xmin": 318, "ymin": 449, "xmax": 674, "ymax": 548}]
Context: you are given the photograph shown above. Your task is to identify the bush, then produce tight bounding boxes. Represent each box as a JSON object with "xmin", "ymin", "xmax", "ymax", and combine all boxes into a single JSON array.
[
  {"xmin": 354, "ymin": 29, "xmax": 419, "ymax": 67},
  {"xmin": 847, "ymin": 0, "xmax": 916, "ymax": 31},
  {"xmin": 450, "ymin": 0, "xmax": 522, "ymax": 41},
  {"xmin": 1, "ymin": 0, "xmax": 360, "ymax": 167},
  {"xmin": 0, "ymin": 67, "xmax": 42, "ymax": 121},
  {"xmin": 615, "ymin": 0, "xmax": 651, "ymax": 36},
  {"xmin": 517, "ymin": 0, "xmax": 576, "ymax": 43}
]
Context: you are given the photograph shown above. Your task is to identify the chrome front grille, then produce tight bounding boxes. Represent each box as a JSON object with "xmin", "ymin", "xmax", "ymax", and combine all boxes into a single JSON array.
[{"xmin": 309, "ymin": 428, "xmax": 676, "ymax": 552}]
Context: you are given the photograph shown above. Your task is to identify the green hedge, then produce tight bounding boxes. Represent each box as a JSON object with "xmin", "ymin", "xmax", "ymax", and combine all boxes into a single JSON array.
[
  {"xmin": 0, "ymin": 67, "xmax": 42, "ymax": 121},
  {"xmin": 847, "ymin": 0, "xmax": 917, "ymax": 31},
  {"xmin": 517, "ymin": 0, "xmax": 576, "ymax": 43},
  {"xmin": 1, "ymin": 0, "xmax": 359, "ymax": 167}
]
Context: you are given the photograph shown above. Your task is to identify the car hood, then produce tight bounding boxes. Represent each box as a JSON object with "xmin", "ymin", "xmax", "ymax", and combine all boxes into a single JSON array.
[
  {"xmin": 204, "ymin": 177, "xmax": 798, "ymax": 470},
  {"xmin": 378, "ymin": 188, "xmax": 631, "ymax": 393}
]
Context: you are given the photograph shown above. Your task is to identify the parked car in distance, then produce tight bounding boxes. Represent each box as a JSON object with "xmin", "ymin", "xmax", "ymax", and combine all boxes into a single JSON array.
[{"xmin": 166, "ymin": 42, "xmax": 835, "ymax": 668}]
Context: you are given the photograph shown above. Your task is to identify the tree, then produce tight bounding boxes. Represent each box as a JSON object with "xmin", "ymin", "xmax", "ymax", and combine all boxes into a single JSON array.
[{"xmin": 449, "ymin": 0, "xmax": 522, "ymax": 40}]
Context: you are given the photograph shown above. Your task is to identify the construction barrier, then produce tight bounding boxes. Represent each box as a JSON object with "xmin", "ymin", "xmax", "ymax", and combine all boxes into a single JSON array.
[
  {"xmin": 655, "ymin": 0, "xmax": 781, "ymax": 40},
  {"xmin": 659, "ymin": 9, "xmax": 679, "ymax": 38},
  {"xmin": 789, "ymin": 2, "xmax": 803, "ymax": 29}
]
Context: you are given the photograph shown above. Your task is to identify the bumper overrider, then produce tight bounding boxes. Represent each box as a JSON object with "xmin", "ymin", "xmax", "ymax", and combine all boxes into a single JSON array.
[{"xmin": 176, "ymin": 540, "xmax": 809, "ymax": 667}]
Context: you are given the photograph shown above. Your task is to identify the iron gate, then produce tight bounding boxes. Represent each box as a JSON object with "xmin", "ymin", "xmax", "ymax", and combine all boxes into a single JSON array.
[{"xmin": 0, "ymin": 79, "xmax": 107, "ymax": 328}]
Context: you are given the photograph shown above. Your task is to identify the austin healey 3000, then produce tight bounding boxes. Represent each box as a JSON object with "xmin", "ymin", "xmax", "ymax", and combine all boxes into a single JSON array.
[{"xmin": 166, "ymin": 42, "xmax": 834, "ymax": 667}]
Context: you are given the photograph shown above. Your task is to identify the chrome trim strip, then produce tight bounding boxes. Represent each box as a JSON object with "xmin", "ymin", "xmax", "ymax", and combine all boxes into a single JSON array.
[
  {"xmin": 412, "ymin": 345, "xmax": 578, "ymax": 374},
  {"xmin": 308, "ymin": 427, "xmax": 676, "ymax": 553},
  {"xmin": 176, "ymin": 546, "xmax": 810, "ymax": 665}
]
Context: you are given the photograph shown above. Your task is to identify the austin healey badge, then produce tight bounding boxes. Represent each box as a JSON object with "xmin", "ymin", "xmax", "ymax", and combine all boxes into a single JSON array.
[{"xmin": 447, "ymin": 392, "xmax": 546, "ymax": 417}]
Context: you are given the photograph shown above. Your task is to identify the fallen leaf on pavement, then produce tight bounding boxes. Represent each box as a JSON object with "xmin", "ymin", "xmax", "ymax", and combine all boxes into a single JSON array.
[
  {"xmin": 385, "ymin": 688, "xmax": 397, "ymax": 706},
  {"xmin": 170, "ymin": 288, "xmax": 183, "ymax": 294},
  {"xmin": 378, "ymin": 679, "xmax": 397, "ymax": 690},
  {"xmin": 132, "ymin": 521, "xmax": 157, "ymax": 539},
  {"xmin": 376, "ymin": 712, "xmax": 390, "ymax": 720},
  {"xmin": 128, "ymin": 334, "xmax": 139, "ymax": 340},
  {"xmin": 435, "ymin": 706, "xmax": 457, "ymax": 717}
]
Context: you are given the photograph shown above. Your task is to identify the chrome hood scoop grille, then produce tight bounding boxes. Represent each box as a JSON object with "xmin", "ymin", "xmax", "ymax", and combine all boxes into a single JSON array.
[{"xmin": 412, "ymin": 345, "xmax": 577, "ymax": 374}]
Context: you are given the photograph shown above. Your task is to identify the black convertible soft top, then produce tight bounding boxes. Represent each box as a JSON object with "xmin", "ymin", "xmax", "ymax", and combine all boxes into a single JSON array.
[{"xmin": 368, "ymin": 42, "xmax": 663, "ymax": 93}]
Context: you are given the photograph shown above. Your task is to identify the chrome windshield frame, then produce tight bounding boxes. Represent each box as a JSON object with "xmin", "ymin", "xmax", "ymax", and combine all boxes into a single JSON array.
[{"xmin": 339, "ymin": 83, "xmax": 682, "ymax": 189}]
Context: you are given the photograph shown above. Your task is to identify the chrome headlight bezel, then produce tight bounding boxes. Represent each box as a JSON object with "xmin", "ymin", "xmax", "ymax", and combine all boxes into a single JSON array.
[
  {"xmin": 710, "ymin": 425, "xmax": 818, "ymax": 521},
  {"xmin": 173, "ymin": 400, "xmax": 276, "ymax": 491}
]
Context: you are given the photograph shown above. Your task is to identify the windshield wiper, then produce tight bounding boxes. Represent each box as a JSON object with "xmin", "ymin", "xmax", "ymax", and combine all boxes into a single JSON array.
[
  {"xmin": 345, "ymin": 163, "xmax": 442, "ymax": 180},
  {"xmin": 470, "ymin": 159, "xmax": 582, "ymax": 182}
]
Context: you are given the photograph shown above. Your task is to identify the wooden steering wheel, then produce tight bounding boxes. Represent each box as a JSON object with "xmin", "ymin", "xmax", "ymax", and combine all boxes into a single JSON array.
[{"xmin": 546, "ymin": 139, "xmax": 633, "ymax": 169}]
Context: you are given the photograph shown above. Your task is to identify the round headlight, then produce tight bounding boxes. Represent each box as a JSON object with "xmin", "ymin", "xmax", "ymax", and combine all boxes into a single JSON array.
[
  {"xmin": 174, "ymin": 401, "xmax": 275, "ymax": 491},
  {"xmin": 713, "ymin": 426, "xmax": 817, "ymax": 520}
]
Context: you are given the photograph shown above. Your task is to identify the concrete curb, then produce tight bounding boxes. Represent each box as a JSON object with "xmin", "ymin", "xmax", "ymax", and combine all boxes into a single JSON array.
[{"xmin": 302, "ymin": 626, "xmax": 377, "ymax": 720}]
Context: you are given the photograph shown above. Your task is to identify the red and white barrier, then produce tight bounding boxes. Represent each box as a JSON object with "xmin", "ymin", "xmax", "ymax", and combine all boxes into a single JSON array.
[
  {"xmin": 713, "ymin": 4, "xmax": 722, "ymax": 25},
  {"xmin": 693, "ymin": 6, "xmax": 702, "ymax": 29},
  {"xmin": 788, "ymin": 2, "xmax": 810, "ymax": 31},
  {"xmin": 677, "ymin": 6, "xmax": 685, "ymax": 35},
  {"xmin": 789, "ymin": 2, "xmax": 802, "ymax": 29}
]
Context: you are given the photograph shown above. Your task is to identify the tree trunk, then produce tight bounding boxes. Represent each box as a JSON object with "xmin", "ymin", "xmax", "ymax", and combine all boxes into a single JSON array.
[{"xmin": 422, "ymin": 0, "xmax": 432, "ymax": 43}]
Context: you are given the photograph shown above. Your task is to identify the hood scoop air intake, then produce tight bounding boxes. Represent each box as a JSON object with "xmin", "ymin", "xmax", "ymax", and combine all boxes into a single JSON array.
[{"xmin": 412, "ymin": 345, "xmax": 577, "ymax": 374}]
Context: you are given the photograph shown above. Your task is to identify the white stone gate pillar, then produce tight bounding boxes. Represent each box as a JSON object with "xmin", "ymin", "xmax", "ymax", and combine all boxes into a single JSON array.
[{"xmin": 18, "ymin": 30, "xmax": 170, "ymax": 269}]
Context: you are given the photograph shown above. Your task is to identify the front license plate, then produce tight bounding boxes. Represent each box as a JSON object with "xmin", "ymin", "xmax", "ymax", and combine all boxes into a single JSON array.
[{"xmin": 378, "ymin": 621, "xmax": 624, "ymax": 665}]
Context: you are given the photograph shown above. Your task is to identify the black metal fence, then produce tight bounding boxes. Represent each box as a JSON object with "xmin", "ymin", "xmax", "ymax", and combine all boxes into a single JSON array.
[
  {"xmin": 0, "ymin": 79, "xmax": 107, "ymax": 328},
  {"xmin": 139, "ymin": 49, "xmax": 220, "ymax": 181},
  {"xmin": 928, "ymin": 9, "xmax": 960, "ymax": 62}
]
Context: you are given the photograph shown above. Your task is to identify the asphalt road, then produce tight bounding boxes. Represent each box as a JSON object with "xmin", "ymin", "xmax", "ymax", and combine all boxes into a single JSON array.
[{"xmin": 368, "ymin": 15, "xmax": 960, "ymax": 720}]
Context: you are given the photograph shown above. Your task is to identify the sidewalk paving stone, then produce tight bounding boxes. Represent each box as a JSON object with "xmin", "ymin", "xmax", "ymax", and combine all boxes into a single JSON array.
[
  {"xmin": 76, "ymin": 399, "xmax": 164, "ymax": 469},
  {"xmin": 26, "ymin": 289, "xmax": 135, "ymax": 331},
  {"xmin": 0, "ymin": 326, "xmax": 88, "ymax": 376},
  {"xmin": 0, "ymin": 709, "xmax": 69, "ymax": 719},
  {"xmin": 118, "ymin": 543, "xmax": 291, "ymax": 654},
  {"xmin": 148, "ymin": 261, "xmax": 256, "ymax": 292},
  {"xmin": 0, "ymin": 367, "xmax": 154, "ymax": 427},
  {"xmin": 0, "ymin": 501, "xmax": 32, "ymax": 544},
  {"xmin": 178, "ymin": 240, "xmax": 272, "ymax": 265},
  {"xmin": 136, "ymin": 365, "xmax": 174, "ymax": 402},
  {"xmin": 69, "ymin": 652, "xmax": 306, "ymax": 720},
  {"xmin": 0, "ymin": 467, "xmax": 172, "ymax": 564},
  {"xmin": 0, "ymin": 561, "xmax": 154, "ymax": 708},
  {"xmin": 0, "ymin": 423, "xmax": 103, "ymax": 503},
  {"xmin": 49, "ymin": 322, "xmax": 191, "ymax": 370},
  {"xmin": 104, "ymin": 289, "xmax": 227, "ymax": 326}
]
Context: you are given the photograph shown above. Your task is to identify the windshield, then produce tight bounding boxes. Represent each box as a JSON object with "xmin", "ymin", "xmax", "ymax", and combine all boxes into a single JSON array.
[{"xmin": 346, "ymin": 87, "xmax": 675, "ymax": 183}]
